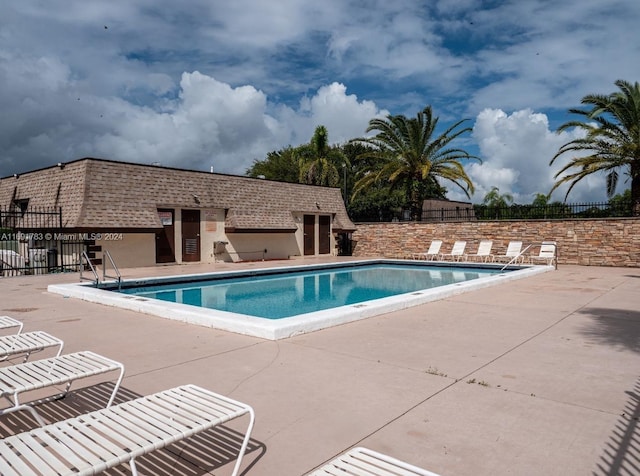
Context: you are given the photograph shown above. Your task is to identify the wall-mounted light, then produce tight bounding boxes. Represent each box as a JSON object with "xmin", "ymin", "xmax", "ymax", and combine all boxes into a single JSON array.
[
  {"xmin": 13, "ymin": 174, "xmax": 18, "ymax": 179},
  {"xmin": 192, "ymin": 194, "xmax": 200, "ymax": 204},
  {"xmin": 315, "ymin": 201, "xmax": 320, "ymax": 209},
  {"xmin": 57, "ymin": 162, "xmax": 65, "ymax": 169}
]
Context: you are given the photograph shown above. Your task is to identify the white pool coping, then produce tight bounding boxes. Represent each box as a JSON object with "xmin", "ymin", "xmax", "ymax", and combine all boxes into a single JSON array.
[{"xmin": 48, "ymin": 259, "xmax": 553, "ymax": 340}]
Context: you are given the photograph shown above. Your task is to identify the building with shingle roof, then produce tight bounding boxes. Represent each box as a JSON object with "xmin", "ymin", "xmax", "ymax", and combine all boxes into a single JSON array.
[{"xmin": 0, "ymin": 158, "xmax": 355, "ymax": 269}]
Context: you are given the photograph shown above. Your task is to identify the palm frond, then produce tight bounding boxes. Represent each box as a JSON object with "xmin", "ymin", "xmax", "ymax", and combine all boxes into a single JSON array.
[
  {"xmin": 551, "ymin": 80, "xmax": 640, "ymax": 211},
  {"xmin": 352, "ymin": 105, "xmax": 476, "ymax": 207}
]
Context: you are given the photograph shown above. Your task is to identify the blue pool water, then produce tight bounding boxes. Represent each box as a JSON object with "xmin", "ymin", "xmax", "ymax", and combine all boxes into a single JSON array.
[{"xmin": 119, "ymin": 263, "xmax": 503, "ymax": 319}]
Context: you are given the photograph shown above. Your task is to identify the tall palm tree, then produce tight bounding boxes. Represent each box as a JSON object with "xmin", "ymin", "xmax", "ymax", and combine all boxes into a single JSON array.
[
  {"xmin": 550, "ymin": 79, "xmax": 640, "ymax": 215},
  {"xmin": 482, "ymin": 186, "xmax": 513, "ymax": 219},
  {"xmin": 298, "ymin": 125, "xmax": 345, "ymax": 187},
  {"xmin": 351, "ymin": 106, "xmax": 480, "ymax": 220},
  {"xmin": 483, "ymin": 186, "xmax": 513, "ymax": 207}
]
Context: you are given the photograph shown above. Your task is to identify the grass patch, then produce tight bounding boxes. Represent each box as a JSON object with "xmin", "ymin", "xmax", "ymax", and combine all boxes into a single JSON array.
[
  {"xmin": 425, "ymin": 366, "xmax": 447, "ymax": 377},
  {"xmin": 467, "ymin": 378, "xmax": 490, "ymax": 387}
]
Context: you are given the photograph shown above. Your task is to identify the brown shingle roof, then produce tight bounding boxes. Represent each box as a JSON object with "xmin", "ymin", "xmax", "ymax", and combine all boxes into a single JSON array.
[{"xmin": 0, "ymin": 158, "xmax": 356, "ymax": 232}]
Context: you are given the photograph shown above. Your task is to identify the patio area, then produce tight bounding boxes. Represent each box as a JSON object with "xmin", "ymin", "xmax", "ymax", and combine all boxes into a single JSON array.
[{"xmin": 1, "ymin": 258, "xmax": 638, "ymax": 475}]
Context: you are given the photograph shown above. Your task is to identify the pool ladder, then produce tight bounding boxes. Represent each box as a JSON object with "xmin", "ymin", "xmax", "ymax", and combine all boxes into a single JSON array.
[{"xmin": 80, "ymin": 250, "xmax": 122, "ymax": 289}]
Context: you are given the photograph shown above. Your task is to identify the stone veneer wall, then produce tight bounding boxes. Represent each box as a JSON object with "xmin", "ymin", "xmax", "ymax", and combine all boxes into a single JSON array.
[{"xmin": 351, "ymin": 218, "xmax": 640, "ymax": 267}]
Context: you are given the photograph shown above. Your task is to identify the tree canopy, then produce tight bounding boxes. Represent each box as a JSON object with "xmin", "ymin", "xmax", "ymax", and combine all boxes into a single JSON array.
[
  {"xmin": 350, "ymin": 106, "xmax": 479, "ymax": 219},
  {"xmin": 550, "ymin": 79, "xmax": 640, "ymax": 215},
  {"xmin": 297, "ymin": 125, "xmax": 346, "ymax": 187}
]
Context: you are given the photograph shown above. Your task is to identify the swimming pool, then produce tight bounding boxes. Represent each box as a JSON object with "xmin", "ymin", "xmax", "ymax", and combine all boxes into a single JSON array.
[
  {"xmin": 119, "ymin": 263, "xmax": 503, "ymax": 319},
  {"xmin": 48, "ymin": 259, "xmax": 551, "ymax": 340}
]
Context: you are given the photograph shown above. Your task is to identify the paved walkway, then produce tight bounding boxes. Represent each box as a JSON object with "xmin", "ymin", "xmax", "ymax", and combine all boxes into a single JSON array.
[{"xmin": 1, "ymin": 260, "xmax": 639, "ymax": 475}]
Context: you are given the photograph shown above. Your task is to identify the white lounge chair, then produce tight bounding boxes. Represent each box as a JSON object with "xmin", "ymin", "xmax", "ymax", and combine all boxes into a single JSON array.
[
  {"xmin": 439, "ymin": 240, "xmax": 467, "ymax": 261},
  {"xmin": 0, "ymin": 351, "xmax": 124, "ymax": 425},
  {"xmin": 308, "ymin": 447, "xmax": 441, "ymax": 476},
  {"xmin": 0, "ymin": 384, "xmax": 255, "ymax": 476},
  {"xmin": 0, "ymin": 316, "xmax": 23, "ymax": 335},
  {"xmin": 529, "ymin": 241, "xmax": 557, "ymax": 266},
  {"xmin": 465, "ymin": 240, "xmax": 494, "ymax": 262},
  {"xmin": 0, "ymin": 331, "xmax": 63, "ymax": 363},
  {"xmin": 494, "ymin": 241, "xmax": 524, "ymax": 264},
  {"xmin": 412, "ymin": 240, "xmax": 442, "ymax": 260}
]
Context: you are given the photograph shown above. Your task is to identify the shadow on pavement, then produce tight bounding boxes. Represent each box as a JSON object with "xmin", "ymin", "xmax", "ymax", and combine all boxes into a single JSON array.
[
  {"xmin": 578, "ymin": 307, "xmax": 640, "ymax": 354},
  {"xmin": 593, "ymin": 377, "xmax": 640, "ymax": 475}
]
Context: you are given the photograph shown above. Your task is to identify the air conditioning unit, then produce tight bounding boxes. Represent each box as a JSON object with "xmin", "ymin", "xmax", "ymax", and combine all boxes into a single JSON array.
[{"xmin": 29, "ymin": 248, "xmax": 47, "ymax": 275}]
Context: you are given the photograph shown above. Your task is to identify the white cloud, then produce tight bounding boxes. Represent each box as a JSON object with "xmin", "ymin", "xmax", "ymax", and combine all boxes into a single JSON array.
[
  {"xmin": 1, "ymin": 0, "xmax": 639, "ymax": 203},
  {"xmin": 464, "ymin": 0, "xmax": 640, "ymax": 115},
  {"xmin": 455, "ymin": 108, "xmax": 610, "ymax": 205},
  {"xmin": 0, "ymin": 59, "xmax": 386, "ymax": 176},
  {"xmin": 90, "ymin": 71, "xmax": 274, "ymax": 171},
  {"xmin": 288, "ymin": 82, "xmax": 387, "ymax": 144}
]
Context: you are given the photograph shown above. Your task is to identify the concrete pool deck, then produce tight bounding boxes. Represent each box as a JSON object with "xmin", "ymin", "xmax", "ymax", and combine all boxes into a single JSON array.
[{"xmin": 0, "ymin": 257, "xmax": 638, "ymax": 475}]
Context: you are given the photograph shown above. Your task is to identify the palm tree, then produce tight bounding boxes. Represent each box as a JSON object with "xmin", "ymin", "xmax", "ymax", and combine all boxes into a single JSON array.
[
  {"xmin": 298, "ymin": 125, "xmax": 345, "ymax": 187},
  {"xmin": 482, "ymin": 186, "xmax": 514, "ymax": 219},
  {"xmin": 351, "ymin": 106, "xmax": 480, "ymax": 220},
  {"xmin": 550, "ymin": 79, "xmax": 640, "ymax": 215},
  {"xmin": 483, "ymin": 186, "xmax": 514, "ymax": 207}
]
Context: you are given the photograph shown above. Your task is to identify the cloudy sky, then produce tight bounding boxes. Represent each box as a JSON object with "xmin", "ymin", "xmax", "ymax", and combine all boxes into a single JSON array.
[{"xmin": 1, "ymin": 0, "xmax": 639, "ymax": 203}]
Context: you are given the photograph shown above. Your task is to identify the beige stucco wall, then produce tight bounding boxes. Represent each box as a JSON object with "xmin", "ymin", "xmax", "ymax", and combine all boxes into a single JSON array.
[
  {"xmin": 225, "ymin": 233, "xmax": 301, "ymax": 261},
  {"xmin": 176, "ymin": 208, "xmax": 337, "ymax": 263},
  {"xmin": 4, "ymin": 206, "xmax": 344, "ymax": 272},
  {"xmin": 63, "ymin": 208, "xmax": 341, "ymax": 269},
  {"xmin": 93, "ymin": 208, "xmax": 336, "ymax": 266},
  {"xmin": 351, "ymin": 218, "xmax": 640, "ymax": 267},
  {"xmin": 199, "ymin": 208, "xmax": 227, "ymax": 264},
  {"xmin": 96, "ymin": 233, "xmax": 155, "ymax": 268}
]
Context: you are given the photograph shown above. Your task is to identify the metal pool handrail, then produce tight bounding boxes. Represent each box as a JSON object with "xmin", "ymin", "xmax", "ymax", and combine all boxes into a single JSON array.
[
  {"xmin": 500, "ymin": 242, "xmax": 558, "ymax": 271},
  {"xmin": 103, "ymin": 250, "xmax": 122, "ymax": 290},
  {"xmin": 80, "ymin": 251, "xmax": 99, "ymax": 287},
  {"xmin": 500, "ymin": 243, "xmax": 532, "ymax": 272}
]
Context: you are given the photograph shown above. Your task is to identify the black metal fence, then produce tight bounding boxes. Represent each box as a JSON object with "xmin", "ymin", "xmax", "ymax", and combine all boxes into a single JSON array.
[
  {"xmin": 1, "ymin": 205, "xmax": 62, "ymax": 229},
  {"xmin": 350, "ymin": 198, "xmax": 635, "ymax": 222},
  {"xmin": 1, "ymin": 206, "xmax": 86, "ymax": 277},
  {"xmin": 472, "ymin": 200, "xmax": 634, "ymax": 221}
]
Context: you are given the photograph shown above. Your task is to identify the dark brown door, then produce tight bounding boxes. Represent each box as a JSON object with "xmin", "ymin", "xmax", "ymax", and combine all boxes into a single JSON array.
[
  {"xmin": 318, "ymin": 215, "xmax": 331, "ymax": 254},
  {"xmin": 303, "ymin": 215, "xmax": 315, "ymax": 256},
  {"xmin": 156, "ymin": 209, "xmax": 176, "ymax": 263},
  {"xmin": 181, "ymin": 209, "xmax": 201, "ymax": 262}
]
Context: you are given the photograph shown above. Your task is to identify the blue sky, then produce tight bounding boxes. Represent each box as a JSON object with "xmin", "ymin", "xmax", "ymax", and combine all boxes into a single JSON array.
[{"xmin": 1, "ymin": 0, "xmax": 639, "ymax": 203}]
